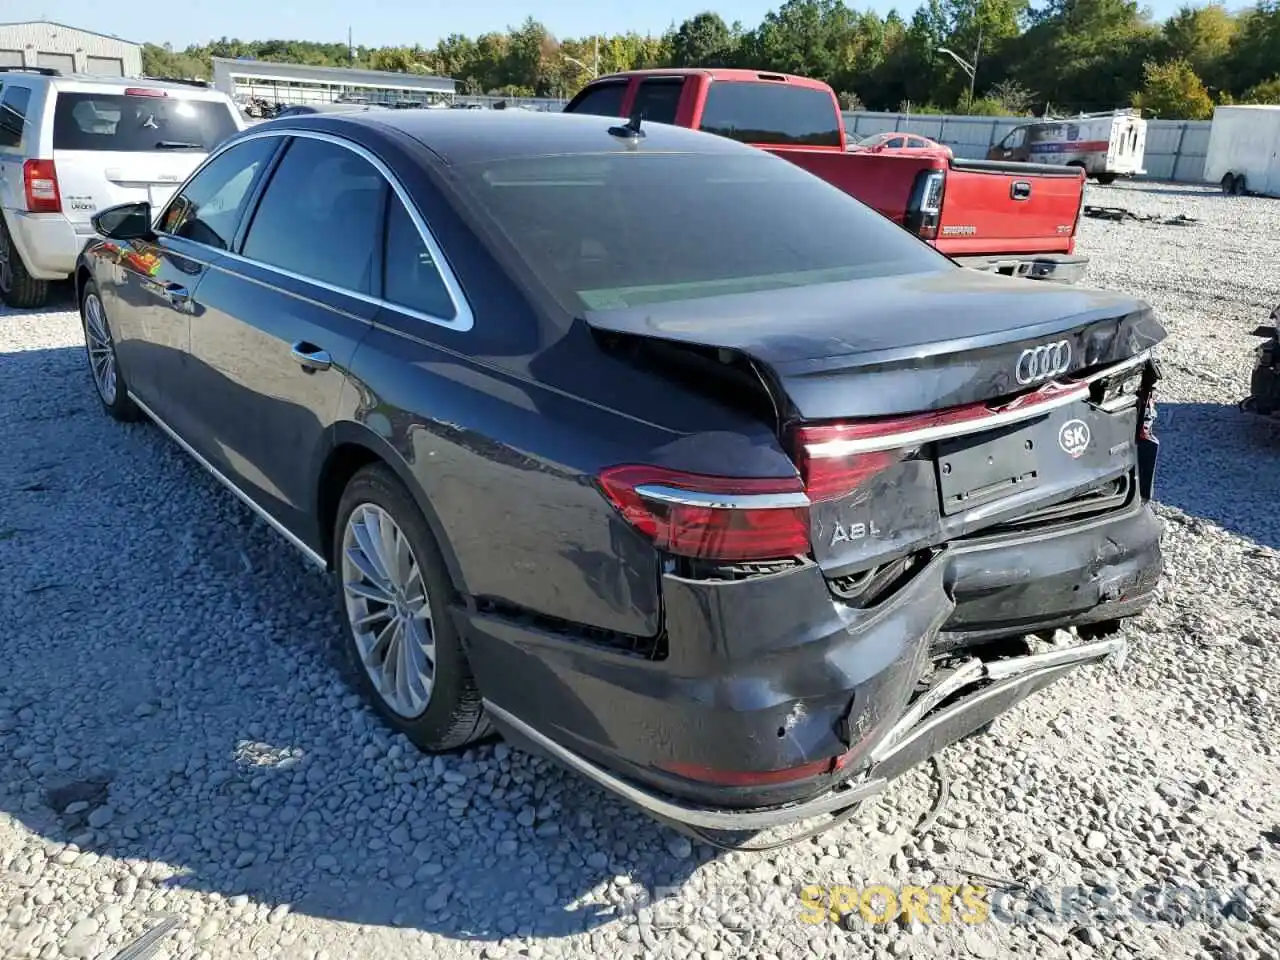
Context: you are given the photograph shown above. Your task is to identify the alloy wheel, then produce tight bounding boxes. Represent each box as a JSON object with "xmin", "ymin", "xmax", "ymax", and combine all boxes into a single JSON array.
[
  {"xmin": 341, "ymin": 503, "xmax": 436, "ymax": 718},
  {"xmin": 83, "ymin": 293, "xmax": 118, "ymax": 405}
]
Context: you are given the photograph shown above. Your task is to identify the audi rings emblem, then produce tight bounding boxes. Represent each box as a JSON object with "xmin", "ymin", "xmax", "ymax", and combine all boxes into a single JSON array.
[{"xmin": 1015, "ymin": 340, "xmax": 1072, "ymax": 385}]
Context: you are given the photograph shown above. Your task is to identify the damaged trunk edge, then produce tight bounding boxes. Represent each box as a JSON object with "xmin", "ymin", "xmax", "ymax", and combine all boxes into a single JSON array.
[
  {"xmin": 583, "ymin": 271, "xmax": 1167, "ymax": 423},
  {"xmin": 481, "ymin": 634, "xmax": 1125, "ymax": 831}
]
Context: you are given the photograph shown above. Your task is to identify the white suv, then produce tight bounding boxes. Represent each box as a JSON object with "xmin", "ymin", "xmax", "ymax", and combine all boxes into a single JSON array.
[{"xmin": 0, "ymin": 68, "xmax": 244, "ymax": 308}]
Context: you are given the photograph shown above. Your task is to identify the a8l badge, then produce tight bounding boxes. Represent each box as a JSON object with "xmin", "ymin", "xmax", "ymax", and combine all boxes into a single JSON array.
[{"xmin": 1058, "ymin": 418, "xmax": 1091, "ymax": 458}]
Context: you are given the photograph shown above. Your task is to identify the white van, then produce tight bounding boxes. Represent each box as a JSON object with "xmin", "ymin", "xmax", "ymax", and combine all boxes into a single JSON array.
[
  {"xmin": 988, "ymin": 110, "xmax": 1147, "ymax": 184},
  {"xmin": 0, "ymin": 67, "xmax": 244, "ymax": 308}
]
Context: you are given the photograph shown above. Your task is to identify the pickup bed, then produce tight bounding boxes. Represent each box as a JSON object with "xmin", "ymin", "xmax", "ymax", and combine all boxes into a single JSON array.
[{"xmin": 564, "ymin": 68, "xmax": 1089, "ymax": 283}]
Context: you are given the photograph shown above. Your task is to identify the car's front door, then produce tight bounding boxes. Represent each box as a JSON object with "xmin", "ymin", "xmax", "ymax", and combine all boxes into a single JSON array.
[
  {"xmin": 184, "ymin": 132, "xmax": 384, "ymax": 546},
  {"xmin": 111, "ymin": 135, "xmax": 281, "ymax": 427}
]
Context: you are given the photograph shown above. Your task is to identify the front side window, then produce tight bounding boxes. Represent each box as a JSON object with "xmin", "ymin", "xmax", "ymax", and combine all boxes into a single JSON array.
[
  {"xmin": 1001, "ymin": 127, "xmax": 1027, "ymax": 150},
  {"xmin": 241, "ymin": 136, "xmax": 387, "ymax": 295},
  {"xmin": 158, "ymin": 136, "xmax": 279, "ymax": 249},
  {"xmin": 52, "ymin": 92, "xmax": 239, "ymax": 152},
  {"xmin": 456, "ymin": 150, "xmax": 949, "ymax": 313},
  {"xmin": 884, "ymin": 136, "xmax": 906, "ymax": 149},
  {"xmin": 0, "ymin": 83, "xmax": 32, "ymax": 149},
  {"xmin": 565, "ymin": 82, "xmax": 627, "ymax": 118},
  {"xmin": 698, "ymin": 82, "xmax": 842, "ymax": 147}
]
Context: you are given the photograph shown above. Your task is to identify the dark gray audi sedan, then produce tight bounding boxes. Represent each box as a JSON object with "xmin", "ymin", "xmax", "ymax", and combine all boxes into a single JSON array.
[{"xmin": 76, "ymin": 110, "xmax": 1164, "ymax": 834}]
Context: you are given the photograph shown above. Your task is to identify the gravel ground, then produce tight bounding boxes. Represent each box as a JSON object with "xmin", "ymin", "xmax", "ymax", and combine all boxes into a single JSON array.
[{"xmin": 1, "ymin": 180, "xmax": 1278, "ymax": 960}]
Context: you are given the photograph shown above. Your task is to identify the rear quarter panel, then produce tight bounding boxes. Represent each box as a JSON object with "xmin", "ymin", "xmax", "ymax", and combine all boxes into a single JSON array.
[{"xmin": 324, "ymin": 124, "xmax": 798, "ymax": 640}]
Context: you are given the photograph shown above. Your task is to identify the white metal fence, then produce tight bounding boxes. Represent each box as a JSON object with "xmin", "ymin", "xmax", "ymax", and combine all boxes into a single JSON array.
[
  {"xmin": 842, "ymin": 111, "xmax": 1213, "ymax": 183},
  {"xmin": 446, "ymin": 98, "xmax": 1213, "ymax": 183}
]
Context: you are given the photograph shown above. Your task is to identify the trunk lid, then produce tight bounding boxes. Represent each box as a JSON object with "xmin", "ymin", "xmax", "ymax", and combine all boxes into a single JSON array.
[
  {"xmin": 53, "ymin": 151, "xmax": 198, "ymax": 224},
  {"xmin": 586, "ymin": 267, "xmax": 1164, "ymax": 581},
  {"xmin": 584, "ymin": 267, "xmax": 1163, "ymax": 422}
]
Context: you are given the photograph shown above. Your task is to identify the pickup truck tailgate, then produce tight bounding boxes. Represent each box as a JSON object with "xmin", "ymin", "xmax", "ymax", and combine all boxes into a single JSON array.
[{"xmin": 939, "ymin": 159, "xmax": 1084, "ymax": 256}]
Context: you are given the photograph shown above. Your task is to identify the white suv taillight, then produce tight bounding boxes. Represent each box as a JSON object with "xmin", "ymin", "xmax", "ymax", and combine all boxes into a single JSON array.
[{"xmin": 23, "ymin": 159, "xmax": 61, "ymax": 214}]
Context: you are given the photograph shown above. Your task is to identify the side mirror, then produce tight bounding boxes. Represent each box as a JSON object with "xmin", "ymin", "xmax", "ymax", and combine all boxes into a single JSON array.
[{"xmin": 92, "ymin": 201, "xmax": 154, "ymax": 242}]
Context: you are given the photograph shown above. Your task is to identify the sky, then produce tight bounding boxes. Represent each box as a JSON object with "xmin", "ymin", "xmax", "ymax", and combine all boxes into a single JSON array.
[{"xmin": 23, "ymin": 0, "xmax": 1192, "ymax": 50}]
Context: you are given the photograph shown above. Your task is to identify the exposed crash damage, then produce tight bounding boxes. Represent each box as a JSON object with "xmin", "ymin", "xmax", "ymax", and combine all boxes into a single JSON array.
[{"xmin": 1243, "ymin": 304, "xmax": 1280, "ymax": 417}]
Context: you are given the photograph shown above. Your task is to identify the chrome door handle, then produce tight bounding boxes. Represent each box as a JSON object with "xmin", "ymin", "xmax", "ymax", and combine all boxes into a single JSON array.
[{"xmin": 290, "ymin": 342, "xmax": 332, "ymax": 372}]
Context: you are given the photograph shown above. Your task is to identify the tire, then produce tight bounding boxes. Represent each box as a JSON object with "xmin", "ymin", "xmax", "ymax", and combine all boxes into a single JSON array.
[
  {"xmin": 80, "ymin": 280, "xmax": 142, "ymax": 422},
  {"xmin": 1221, "ymin": 174, "xmax": 1236, "ymax": 195},
  {"xmin": 1093, "ymin": 173, "xmax": 1117, "ymax": 185},
  {"xmin": 1233, "ymin": 174, "xmax": 1248, "ymax": 196},
  {"xmin": 334, "ymin": 463, "xmax": 491, "ymax": 752},
  {"xmin": 0, "ymin": 215, "xmax": 50, "ymax": 309}
]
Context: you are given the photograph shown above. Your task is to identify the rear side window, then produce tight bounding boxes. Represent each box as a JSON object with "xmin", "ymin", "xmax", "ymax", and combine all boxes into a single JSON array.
[
  {"xmin": 0, "ymin": 84, "xmax": 32, "ymax": 149},
  {"xmin": 631, "ymin": 79, "xmax": 682, "ymax": 125},
  {"xmin": 242, "ymin": 136, "xmax": 387, "ymax": 294},
  {"xmin": 908, "ymin": 137, "xmax": 928, "ymax": 148},
  {"xmin": 698, "ymin": 82, "xmax": 842, "ymax": 147},
  {"xmin": 52, "ymin": 92, "xmax": 239, "ymax": 152},
  {"xmin": 565, "ymin": 82, "xmax": 627, "ymax": 118},
  {"xmin": 382, "ymin": 193, "xmax": 456, "ymax": 320}
]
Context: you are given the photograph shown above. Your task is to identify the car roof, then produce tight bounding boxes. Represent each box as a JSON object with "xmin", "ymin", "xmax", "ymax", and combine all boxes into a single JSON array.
[
  {"xmin": 265, "ymin": 109, "xmax": 760, "ymax": 165},
  {"xmin": 588, "ymin": 68, "xmax": 834, "ymax": 93},
  {"xmin": 0, "ymin": 71, "xmax": 227, "ymax": 98}
]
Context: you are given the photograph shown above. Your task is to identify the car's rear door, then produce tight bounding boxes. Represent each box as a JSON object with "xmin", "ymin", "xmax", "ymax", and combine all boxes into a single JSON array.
[
  {"xmin": 183, "ymin": 131, "xmax": 382, "ymax": 546},
  {"xmin": 49, "ymin": 86, "xmax": 242, "ymax": 230}
]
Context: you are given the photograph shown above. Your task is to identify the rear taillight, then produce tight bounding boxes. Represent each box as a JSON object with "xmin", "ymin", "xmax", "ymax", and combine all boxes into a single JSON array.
[
  {"xmin": 597, "ymin": 465, "xmax": 810, "ymax": 562},
  {"xmin": 23, "ymin": 159, "xmax": 61, "ymax": 214},
  {"xmin": 905, "ymin": 169, "xmax": 945, "ymax": 239}
]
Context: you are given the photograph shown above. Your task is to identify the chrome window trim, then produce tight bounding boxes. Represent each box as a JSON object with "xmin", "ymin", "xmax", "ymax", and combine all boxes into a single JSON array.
[{"xmin": 152, "ymin": 126, "xmax": 475, "ymax": 333}]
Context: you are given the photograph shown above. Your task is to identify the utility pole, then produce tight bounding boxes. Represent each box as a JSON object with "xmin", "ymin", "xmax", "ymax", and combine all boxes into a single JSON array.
[
  {"xmin": 969, "ymin": 25, "xmax": 982, "ymax": 104},
  {"xmin": 348, "ymin": 26, "xmax": 354, "ymax": 66}
]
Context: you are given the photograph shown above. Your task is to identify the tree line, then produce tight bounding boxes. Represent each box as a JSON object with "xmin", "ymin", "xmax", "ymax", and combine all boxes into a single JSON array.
[{"xmin": 142, "ymin": 0, "xmax": 1280, "ymax": 120}]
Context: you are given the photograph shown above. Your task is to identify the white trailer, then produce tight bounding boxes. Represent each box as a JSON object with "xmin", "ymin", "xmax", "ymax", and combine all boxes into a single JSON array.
[{"xmin": 1203, "ymin": 104, "xmax": 1280, "ymax": 196}]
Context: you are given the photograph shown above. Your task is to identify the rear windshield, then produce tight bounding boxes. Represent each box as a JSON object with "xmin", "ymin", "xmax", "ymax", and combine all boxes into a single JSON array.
[
  {"xmin": 455, "ymin": 151, "xmax": 949, "ymax": 312},
  {"xmin": 699, "ymin": 82, "xmax": 842, "ymax": 147},
  {"xmin": 53, "ymin": 92, "xmax": 237, "ymax": 152}
]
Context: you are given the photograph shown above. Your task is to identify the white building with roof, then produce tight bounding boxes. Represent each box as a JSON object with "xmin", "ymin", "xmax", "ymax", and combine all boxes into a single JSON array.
[
  {"xmin": 211, "ymin": 57, "xmax": 455, "ymax": 108},
  {"xmin": 0, "ymin": 20, "xmax": 142, "ymax": 77}
]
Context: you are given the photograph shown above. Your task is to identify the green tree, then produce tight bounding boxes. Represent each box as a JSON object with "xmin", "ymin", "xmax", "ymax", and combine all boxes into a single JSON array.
[
  {"xmin": 1135, "ymin": 58, "xmax": 1214, "ymax": 117},
  {"xmin": 1241, "ymin": 76, "xmax": 1280, "ymax": 103},
  {"xmin": 671, "ymin": 13, "xmax": 737, "ymax": 65}
]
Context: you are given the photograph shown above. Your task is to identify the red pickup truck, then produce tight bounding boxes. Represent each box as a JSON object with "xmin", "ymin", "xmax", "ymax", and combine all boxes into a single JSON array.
[{"xmin": 564, "ymin": 69, "xmax": 1089, "ymax": 283}]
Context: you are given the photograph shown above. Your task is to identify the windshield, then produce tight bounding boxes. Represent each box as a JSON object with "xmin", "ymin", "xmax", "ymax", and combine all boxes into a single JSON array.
[
  {"xmin": 455, "ymin": 151, "xmax": 950, "ymax": 312},
  {"xmin": 53, "ymin": 93, "xmax": 238, "ymax": 152}
]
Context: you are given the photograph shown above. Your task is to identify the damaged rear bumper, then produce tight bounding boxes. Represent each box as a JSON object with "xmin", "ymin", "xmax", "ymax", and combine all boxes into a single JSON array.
[
  {"xmin": 483, "ymin": 635, "xmax": 1123, "ymax": 831},
  {"xmin": 462, "ymin": 499, "xmax": 1160, "ymax": 830}
]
